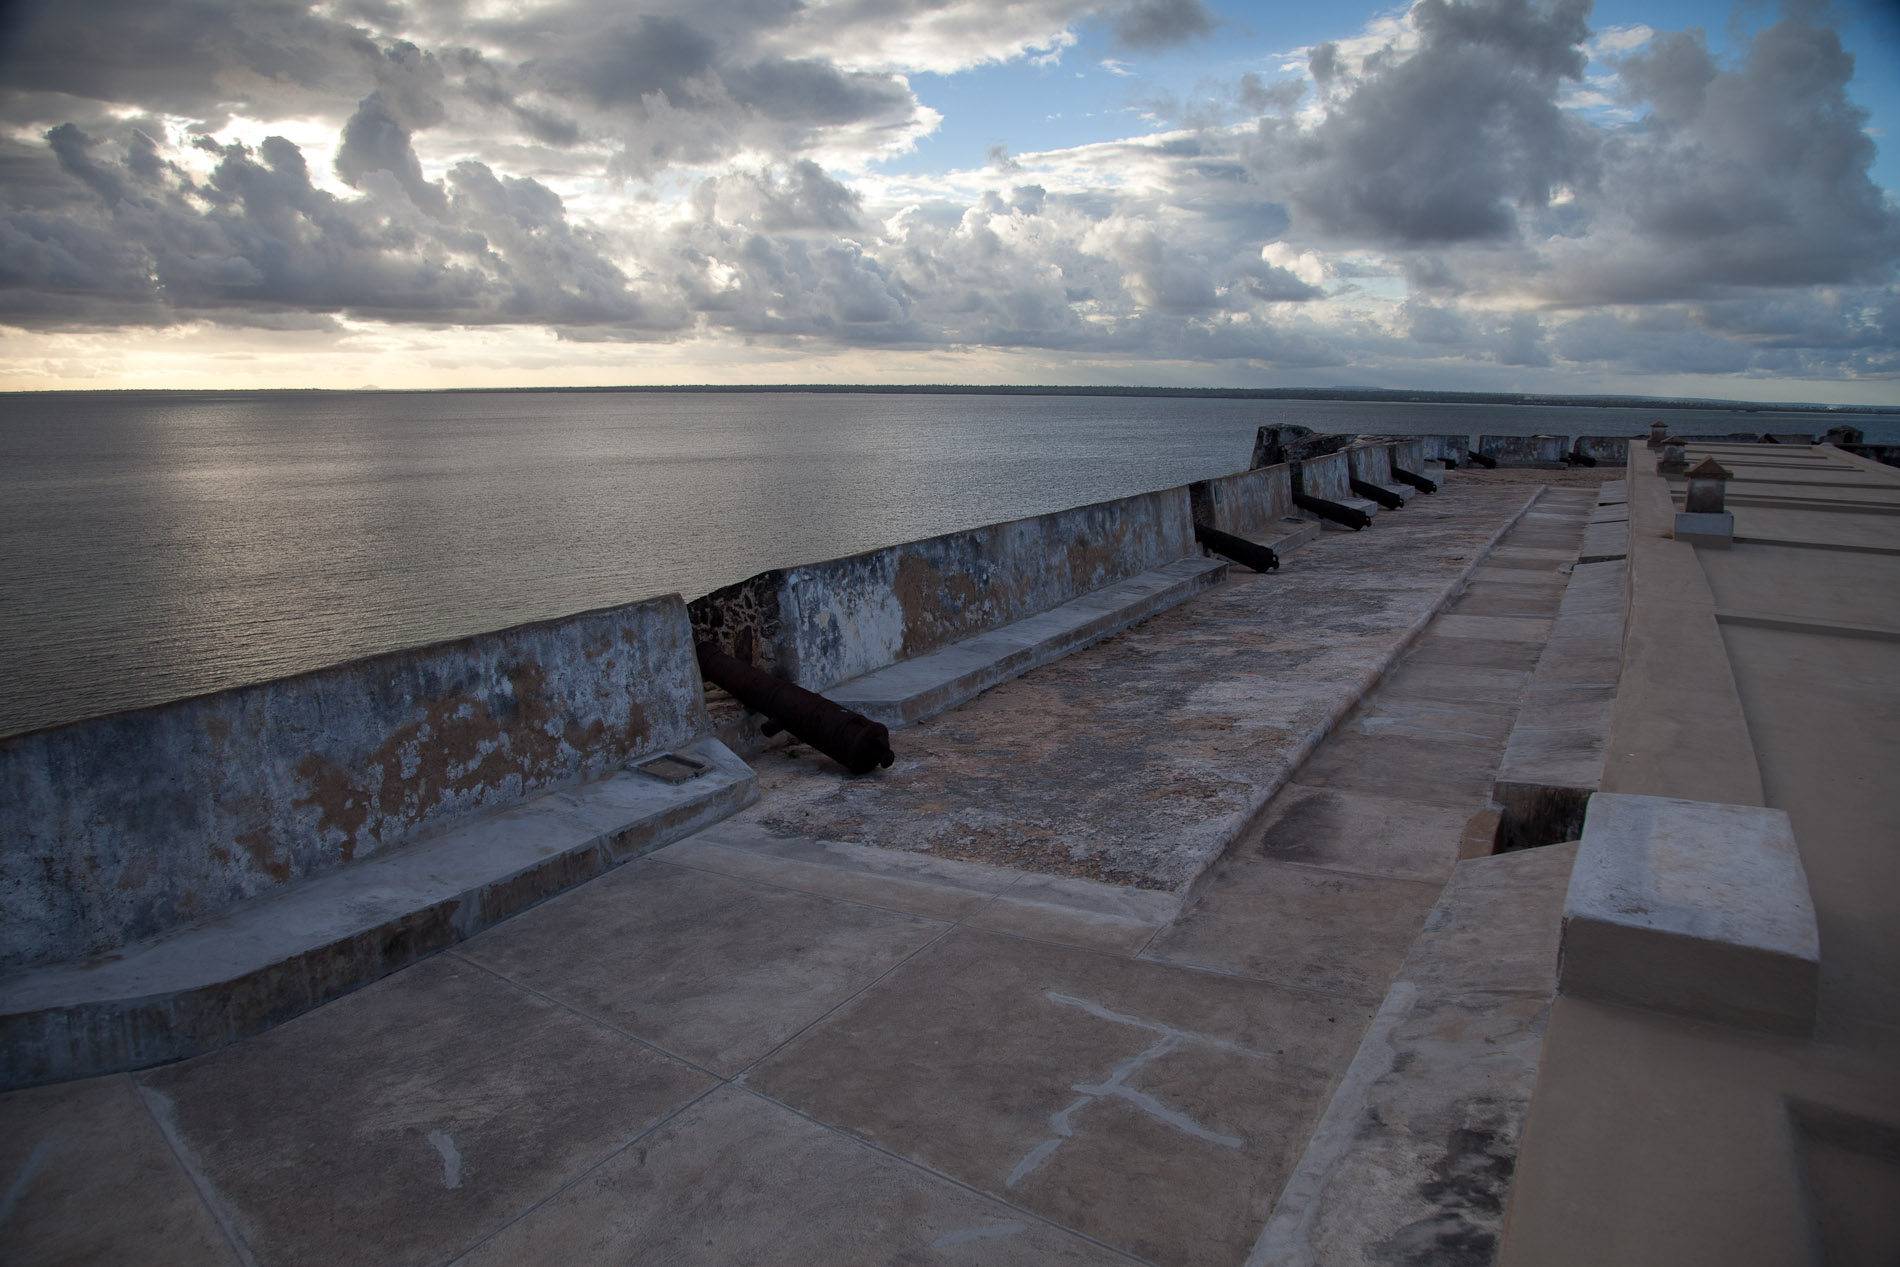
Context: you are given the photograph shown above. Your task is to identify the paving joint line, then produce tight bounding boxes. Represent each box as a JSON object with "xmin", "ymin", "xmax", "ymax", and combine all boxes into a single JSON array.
[{"xmin": 731, "ymin": 1083, "xmax": 1158, "ymax": 1266}]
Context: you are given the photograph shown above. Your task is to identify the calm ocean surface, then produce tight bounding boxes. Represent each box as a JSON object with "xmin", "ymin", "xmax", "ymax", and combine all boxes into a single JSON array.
[{"xmin": 3, "ymin": 390, "xmax": 1891, "ymax": 737}]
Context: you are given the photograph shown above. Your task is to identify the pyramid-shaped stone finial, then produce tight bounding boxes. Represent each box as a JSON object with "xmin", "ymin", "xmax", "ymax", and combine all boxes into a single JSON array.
[{"xmin": 1685, "ymin": 457, "xmax": 1733, "ymax": 513}]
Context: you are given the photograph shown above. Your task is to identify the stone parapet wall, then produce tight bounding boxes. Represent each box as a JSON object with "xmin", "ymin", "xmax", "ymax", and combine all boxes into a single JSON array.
[
  {"xmin": 1574, "ymin": 436, "xmax": 1635, "ymax": 464},
  {"xmin": 1480, "ymin": 434, "xmax": 1570, "ymax": 467},
  {"xmin": 1415, "ymin": 435, "xmax": 1472, "ymax": 464},
  {"xmin": 1348, "ymin": 444, "xmax": 1395, "ymax": 485},
  {"xmin": 690, "ymin": 487, "xmax": 1197, "ymax": 691},
  {"xmin": 0, "ymin": 595, "xmax": 708, "ymax": 972},
  {"xmin": 1188, "ymin": 464, "xmax": 1294, "ymax": 538},
  {"xmin": 1291, "ymin": 450, "xmax": 1354, "ymax": 502}
]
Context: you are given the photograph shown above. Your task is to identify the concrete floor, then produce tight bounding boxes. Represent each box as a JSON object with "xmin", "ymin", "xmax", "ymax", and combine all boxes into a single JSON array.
[{"xmin": 1, "ymin": 478, "xmax": 1609, "ymax": 1267}]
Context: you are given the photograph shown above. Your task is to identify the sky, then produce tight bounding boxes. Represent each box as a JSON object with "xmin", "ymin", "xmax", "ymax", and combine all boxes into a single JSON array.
[{"xmin": 0, "ymin": 0, "xmax": 1896, "ymax": 402}]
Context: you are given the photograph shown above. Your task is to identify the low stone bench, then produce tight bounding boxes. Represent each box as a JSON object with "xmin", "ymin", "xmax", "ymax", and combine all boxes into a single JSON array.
[
  {"xmin": 0, "ymin": 738, "xmax": 755, "ymax": 1089},
  {"xmin": 1559, "ymin": 792, "xmax": 1820, "ymax": 1035},
  {"xmin": 0, "ymin": 591, "xmax": 756, "ymax": 1087},
  {"xmin": 825, "ymin": 557, "xmax": 1226, "ymax": 728}
]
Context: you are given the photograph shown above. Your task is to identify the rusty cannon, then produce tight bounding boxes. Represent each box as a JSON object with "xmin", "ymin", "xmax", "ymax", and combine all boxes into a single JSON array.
[
  {"xmin": 1348, "ymin": 477, "xmax": 1405, "ymax": 511},
  {"xmin": 1194, "ymin": 521, "xmax": 1279, "ymax": 572},
  {"xmin": 695, "ymin": 643, "xmax": 894, "ymax": 775}
]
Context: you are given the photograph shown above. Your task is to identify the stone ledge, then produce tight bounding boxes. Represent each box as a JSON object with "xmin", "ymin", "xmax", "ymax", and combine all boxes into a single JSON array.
[
  {"xmin": 1247, "ymin": 845, "xmax": 1579, "ymax": 1267},
  {"xmin": 0, "ymin": 736, "xmax": 757, "ymax": 1090},
  {"xmin": 825, "ymin": 557, "xmax": 1227, "ymax": 729},
  {"xmin": 1559, "ymin": 792, "xmax": 1819, "ymax": 1035},
  {"xmin": 1494, "ymin": 560, "xmax": 1627, "ymax": 848}
]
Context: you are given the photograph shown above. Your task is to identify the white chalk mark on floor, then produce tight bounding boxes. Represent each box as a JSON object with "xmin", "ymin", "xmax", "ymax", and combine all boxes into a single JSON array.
[
  {"xmin": 0, "ymin": 1138, "xmax": 55, "ymax": 1226},
  {"xmin": 427, "ymin": 1130, "xmax": 464, "ymax": 1190},
  {"xmin": 1005, "ymin": 992, "xmax": 1262, "ymax": 1188}
]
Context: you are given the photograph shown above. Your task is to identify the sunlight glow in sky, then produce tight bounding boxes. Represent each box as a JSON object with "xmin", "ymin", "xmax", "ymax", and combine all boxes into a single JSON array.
[{"xmin": 0, "ymin": 0, "xmax": 1896, "ymax": 401}]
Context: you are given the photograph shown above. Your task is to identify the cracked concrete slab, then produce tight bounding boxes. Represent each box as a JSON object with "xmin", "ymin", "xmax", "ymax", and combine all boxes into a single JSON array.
[
  {"xmin": 0, "ymin": 1074, "xmax": 239, "ymax": 1267},
  {"xmin": 1239, "ymin": 784, "xmax": 1477, "ymax": 884},
  {"xmin": 460, "ymin": 858, "xmax": 947, "ymax": 1075},
  {"xmin": 748, "ymin": 927, "xmax": 1370, "ymax": 1267},
  {"xmin": 133, "ymin": 954, "xmax": 713, "ymax": 1267},
  {"xmin": 1143, "ymin": 858, "xmax": 1441, "ymax": 1002},
  {"xmin": 457, "ymin": 1086, "xmax": 1134, "ymax": 1266}
]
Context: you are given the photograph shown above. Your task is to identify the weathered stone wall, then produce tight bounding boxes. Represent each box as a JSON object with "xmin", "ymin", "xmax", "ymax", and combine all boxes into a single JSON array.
[
  {"xmin": 1415, "ymin": 435, "xmax": 1472, "ymax": 464},
  {"xmin": 1292, "ymin": 450, "xmax": 1354, "ymax": 502},
  {"xmin": 1479, "ymin": 434, "xmax": 1569, "ymax": 467},
  {"xmin": 691, "ymin": 487, "xmax": 1196, "ymax": 690},
  {"xmin": 1348, "ymin": 444, "xmax": 1395, "ymax": 485},
  {"xmin": 0, "ymin": 595, "xmax": 708, "ymax": 972},
  {"xmin": 1575, "ymin": 436, "xmax": 1635, "ymax": 464},
  {"xmin": 1386, "ymin": 439, "xmax": 1427, "ymax": 472},
  {"xmin": 1188, "ymin": 464, "xmax": 1294, "ymax": 538}
]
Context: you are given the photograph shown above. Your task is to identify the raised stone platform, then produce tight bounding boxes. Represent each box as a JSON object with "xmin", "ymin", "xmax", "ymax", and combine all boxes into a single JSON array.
[
  {"xmin": 0, "ymin": 736, "xmax": 757, "ymax": 1089},
  {"xmin": 1559, "ymin": 792, "xmax": 1820, "ymax": 1035}
]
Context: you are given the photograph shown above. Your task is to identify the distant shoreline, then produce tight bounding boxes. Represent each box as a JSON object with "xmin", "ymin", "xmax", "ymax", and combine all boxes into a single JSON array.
[{"xmin": 4, "ymin": 383, "xmax": 1896, "ymax": 415}]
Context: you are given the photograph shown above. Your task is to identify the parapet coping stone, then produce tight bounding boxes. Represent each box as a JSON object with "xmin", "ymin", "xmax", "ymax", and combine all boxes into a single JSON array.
[
  {"xmin": 1248, "ymin": 844, "xmax": 1579, "ymax": 1266},
  {"xmin": 1559, "ymin": 792, "xmax": 1820, "ymax": 1035},
  {"xmin": 0, "ymin": 736, "xmax": 757, "ymax": 1090},
  {"xmin": 826, "ymin": 556, "xmax": 1227, "ymax": 729}
]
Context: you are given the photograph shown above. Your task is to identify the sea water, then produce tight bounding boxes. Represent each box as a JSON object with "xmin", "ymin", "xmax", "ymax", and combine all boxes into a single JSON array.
[{"xmin": 1, "ymin": 389, "xmax": 1887, "ymax": 736}]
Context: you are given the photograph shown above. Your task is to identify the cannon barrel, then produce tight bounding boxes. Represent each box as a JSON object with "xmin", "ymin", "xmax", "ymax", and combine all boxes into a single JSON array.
[
  {"xmin": 1466, "ymin": 450, "xmax": 1499, "ymax": 469},
  {"xmin": 1292, "ymin": 492, "xmax": 1371, "ymax": 530},
  {"xmin": 1564, "ymin": 449, "xmax": 1598, "ymax": 468},
  {"xmin": 695, "ymin": 643, "xmax": 894, "ymax": 775},
  {"xmin": 1349, "ymin": 477, "xmax": 1405, "ymax": 510},
  {"xmin": 1391, "ymin": 466, "xmax": 1438, "ymax": 494},
  {"xmin": 1193, "ymin": 522, "xmax": 1278, "ymax": 573}
]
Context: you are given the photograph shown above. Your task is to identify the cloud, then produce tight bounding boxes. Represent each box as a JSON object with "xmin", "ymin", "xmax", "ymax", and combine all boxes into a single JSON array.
[
  {"xmin": 0, "ymin": 0, "xmax": 1895, "ymax": 391},
  {"xmin": 1111, "ymin": 0, "xmax": 1216, "ymax": 51},
  {"xmin": 1251, "ymin": 0, "xmax": 1597, "ymax": 245}
]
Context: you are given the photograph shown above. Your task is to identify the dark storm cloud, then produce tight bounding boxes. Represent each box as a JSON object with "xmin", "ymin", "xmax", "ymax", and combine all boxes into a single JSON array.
[
  {"xmin": 1111, "ymin": 0, "xmax": 1216, "ymax": 50},
  {"xmin": 0, "ymin": 0, "xmax": 377, "ymax": 122},
  {"xmin": 1252, "ymin": 0, "xmax": 1596, "ymax": 245}
]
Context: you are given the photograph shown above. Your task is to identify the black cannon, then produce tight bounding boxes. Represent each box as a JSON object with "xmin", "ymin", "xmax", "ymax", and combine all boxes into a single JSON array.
[
  {"xmin": 1292, "ymin": 492, "xmax": 1372, "ymax": 530},
  {"xmin": 1563, "ymin": 449, "xmax": 1598, "ymax": 467},
  {"xmin": 695, "ymin": 643, "xmax": 894, "ymax": 775},
  {"xmin": 1391, "ymin": 466, "xmax": 1438, "ymax": 494},
  {"xmin": 1193, "ymin": 522, "xmax": 1278, "ymax": 572},
  {"xmin": 1349, "ymin": 478, "xmax": 1405, "ymax": 510},
  {"xmin": 1466, "ymin": 450, "xmax": 1499, "ymax": 469}
]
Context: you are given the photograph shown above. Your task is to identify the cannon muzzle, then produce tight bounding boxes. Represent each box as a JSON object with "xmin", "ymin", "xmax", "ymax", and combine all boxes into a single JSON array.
[
  {"xmin": 1349, "ymin": 477, "xmax": 1405, "ymax": 510},
  {"xmin": 695, "ymin": 643, "xmax": 894, "ymax": 775},
  {"xmin": 1292, "ymin": 492, "xmax": 1371, "ymax": 530},
  {"xmin": 1193, "ymin": 522, "xmax": 1278, "ymax": 572}
]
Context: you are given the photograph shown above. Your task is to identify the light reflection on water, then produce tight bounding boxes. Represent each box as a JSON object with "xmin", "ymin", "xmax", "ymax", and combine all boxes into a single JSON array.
[{"xmin": 1, "ymin": 389, "xmax": 1887, "ymax": 736}]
